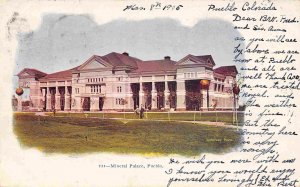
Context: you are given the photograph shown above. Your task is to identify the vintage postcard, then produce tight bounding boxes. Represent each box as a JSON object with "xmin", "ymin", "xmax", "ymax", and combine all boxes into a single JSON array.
[{"xmin": 0, "ymin": 0, "xmax": 299, "ymax": 186}]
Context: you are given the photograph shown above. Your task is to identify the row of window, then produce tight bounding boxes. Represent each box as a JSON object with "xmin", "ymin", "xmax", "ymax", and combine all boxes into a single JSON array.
[
  {"xmin": 185, "ymin": 72, "xmax": 225, "ymax": 80},
  {"xmin": 184, "ymin": 72, "xmax": 197, "ymax": 78},
  {"xmin": 115, "ymin": 98, "xmax": 125, "ymax": 105},
  {"xmin": 87, "ymin": 77, "xmax": 124, "ymax": 83},
  {"xmin": 74, "ymin": 85, "xmax": 122, "ymax": 94},
  {"xmin": 214, "ymin": 84, "xmax": 224, "ymax": 92},
  {"xmin": 75, "ymin": 84, "xmax": 225, "ymax": 94},
  {"xmin": 214, "ymin": 78, "xmax": 225, "ymax": 82},
  {"xmin": 91, "ymin": 85, "xmax": 102, "ymax": 93},
  {"xmin": 117, "ymin": 86, "xmax": 122, "ymax": 93},
  {"xmin": 88, "ymin": 78, "xmax": 104, "ymax": 83}
]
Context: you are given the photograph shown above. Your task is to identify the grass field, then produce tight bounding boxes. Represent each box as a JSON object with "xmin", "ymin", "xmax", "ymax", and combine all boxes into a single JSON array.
[
  {"xmin": 50, "ymin": 111, "xmax": 244, "ymax": 125},
  {"xmin": 13, "ymin": 113, "xmax": 242, "ymax": 156}
]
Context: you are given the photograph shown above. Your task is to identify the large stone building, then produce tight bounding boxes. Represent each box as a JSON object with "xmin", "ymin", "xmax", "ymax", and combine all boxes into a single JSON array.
[{"xmin": 16, "ymin": 52, "xmax": 238, "ymax": 112}]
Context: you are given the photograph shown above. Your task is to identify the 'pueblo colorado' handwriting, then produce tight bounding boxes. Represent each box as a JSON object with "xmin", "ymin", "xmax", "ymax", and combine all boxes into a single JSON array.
[{"xmin": 208, "ymin": 1, "xmax": 277, "ymax": 12}]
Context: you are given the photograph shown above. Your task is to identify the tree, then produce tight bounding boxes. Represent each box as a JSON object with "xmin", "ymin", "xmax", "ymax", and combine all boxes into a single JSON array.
[
  {"xmin": 185, "ymin": 92, "xmax": 203, "ymax": 124},
  {"xmin": 185, "ymin": 91, "xmax": 202, "ymax": 111}
]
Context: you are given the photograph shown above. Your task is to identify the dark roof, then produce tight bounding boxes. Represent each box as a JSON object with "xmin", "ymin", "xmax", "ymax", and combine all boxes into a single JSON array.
[
  {"xmin": 19, "ymin": 53, "xmax": 237, "ymax": 81},
  {"xmin": 133, "ymin": 59, "xmax": 177, "ymax": 73},
  {"xmin": 191, "ymin": 55, "xmax": 213, "ymax": 62},
  {"xmin": 75, "ymin": 52, "xmax": 142, "ymax": 71},
  {"xmin": 100, "ymin": 52, "xmax": 140, "ymax": 69},
  {"xmin": 214, "ymin": 66, "xmax": 238, "ymax": 76},
  {"xmin": 39, "ymin": 66, "xmax": 79, "ymax": 81},
  {"xmin": 17, "ymin": 68, "xmax": 47, "ymax": 78}
]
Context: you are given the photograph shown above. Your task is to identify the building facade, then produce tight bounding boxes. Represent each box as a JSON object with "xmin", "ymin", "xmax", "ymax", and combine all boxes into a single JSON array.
[{"xmin": 16, "ymin": 52, "xmax": 238, "ymax": 112}]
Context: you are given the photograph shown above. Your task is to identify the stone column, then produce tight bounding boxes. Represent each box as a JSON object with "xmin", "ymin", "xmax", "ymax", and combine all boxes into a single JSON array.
[
  {"xmin": 202, "ymin": 88, "xmax": 208, "ymax": 110},
  {"xmin": 36, "ymin": 87, "xmax": 42, "ymax": 111},
  {"xmin": 176, "ymin": 81, "xmax": 186, "ymax": 110},
  {"xmin": 64, "ymin": 86, "xmax": 71, "ymax": 111},
  {"xmin": 17, "ymin": 95, "xmax": 22, "ymax": 111},
  {"xmin": 164, "ymin": 81, "xmax": 170, "ymax": 109},
  {"xmin": 46, "ymin": 87, "xmax": 51, "ymax": 111},
  {"xmin": 128, "ymin": 83, "xmax": 134, "ymax": 110},
  {"xmin": 139, "ymin": 82, "xmax": 144, "ymax": 107},
  {"xmin": 55, "ymin": 86, "xmax": 60, "ymax": 110},
  {"xmin": 40, "ymin": 88, "xmax": 46, "ymax": 111},
  {"xmin": 71, "ymin": 97, "xmax": 82, "ymax": 112},
  {"xmin": 207, "ymin": 82, "xmax": 211, "ymax": 110},
  {"xmin": 151, "ymin": 82, "xmax": 157, "ymax": 110},
  {"xmin": 90, "ymin": 96, "xmax": 99, "ymax": 111}
]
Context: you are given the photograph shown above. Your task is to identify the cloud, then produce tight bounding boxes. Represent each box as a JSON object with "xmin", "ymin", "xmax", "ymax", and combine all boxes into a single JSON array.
[{"xmin": 15, "ymin": 14, "xmax": 245, "ymax": 75}]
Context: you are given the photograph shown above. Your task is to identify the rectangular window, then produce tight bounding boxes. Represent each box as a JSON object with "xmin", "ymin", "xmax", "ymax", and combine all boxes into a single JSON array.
[
  {"xmin": 91, "ymin": 85, "xmax": 101, "ymax": 93},
  {"xmin": 115, "ymin": 98, "xmax": 123, "ymax": 105},
  {"xmin": 214, "ymin": 84, "xmax": 217, "ymax": 91},
  {"xmin": 117, "ymin": 86, "xmax": 122, "ymax": 93}
]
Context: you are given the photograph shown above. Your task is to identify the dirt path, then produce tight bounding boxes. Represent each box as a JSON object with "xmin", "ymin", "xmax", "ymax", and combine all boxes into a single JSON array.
[{"xmin": 108, "ymin": 117, "xmax": 241, "ymax": 129}]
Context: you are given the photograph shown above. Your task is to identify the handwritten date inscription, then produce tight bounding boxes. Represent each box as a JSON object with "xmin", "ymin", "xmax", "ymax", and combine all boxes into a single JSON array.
[{"xmin": 123, "ymin": 2, "xmax": 183, "ymax": 12}]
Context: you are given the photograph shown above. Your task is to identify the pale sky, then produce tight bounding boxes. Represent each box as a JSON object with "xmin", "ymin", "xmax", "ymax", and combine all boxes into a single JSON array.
[{"xmin": 15, "ymin": 14, "xmax": 244, "ymax": 75}]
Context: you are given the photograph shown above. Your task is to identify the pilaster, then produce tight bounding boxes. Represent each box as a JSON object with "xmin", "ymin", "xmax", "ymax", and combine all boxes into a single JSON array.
[
  {"xmin": 90, "ymin": 96, "xmax": 100, "ymax": 111},
  {"xmin": 139, "ymin": 82, "xmax": 144, "ymax": 107},
  {"xmin": 46, "ymin": 87, "xmax": 51, "ymax": 111},
  {"xmin": 164, "ymin": 81, "xmax": 170, "ymax": 109},
  {"xmin": 64, "ymin": 86, "xmax": 71, "ymax": 111},
  {"xmin": 55, "ymin": 87, "xmax": 60, "ymax": 110},
  {"xmin": 176, "ymin": 81, "xmax": 186, "ymax": 110}
]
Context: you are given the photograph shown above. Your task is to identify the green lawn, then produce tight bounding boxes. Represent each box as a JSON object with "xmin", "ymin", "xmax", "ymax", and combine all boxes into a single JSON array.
[
  {"xmin": 50, "ymin": 111, "xmax": 244, "ymax": 125},
  {"xmin": 13, "ymin": 113, "xmax": 242, "ymax": 156}
]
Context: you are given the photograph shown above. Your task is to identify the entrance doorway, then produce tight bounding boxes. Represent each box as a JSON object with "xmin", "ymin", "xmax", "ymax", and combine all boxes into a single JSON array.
[
  {"xmin": 131, "ymin": 83, "xmax": 139, "ymax": 109},
  {"xmin": 99, "ymin": 97, "xmax": 104, "ymax": 111},
  {"xmin": 156, "ymin": 82, "xmax": 165, "ymax": 110},
  {"xmin": 133, "ymin": 96, "xmax": 139, "ymax": 109},
  {"xmin": 60, "ymin": 96, "xmax": 65, "ymax": 111},
  {"xmin": 82, "ymin": 97, "xmax": 90, "ymax": 111},
  {"xmin": 185, "ymin": 80, "xmax": 201, "ymax": 111}
]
